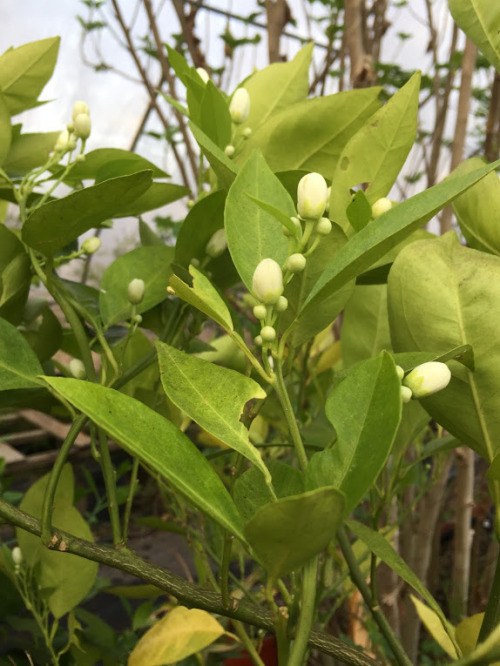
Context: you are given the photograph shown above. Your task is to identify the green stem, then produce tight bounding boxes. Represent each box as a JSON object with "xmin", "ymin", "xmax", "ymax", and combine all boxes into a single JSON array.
[
  {"xmin": 274, "ymin": 359, "xmax": 308, "ymax": 471},
  {"xmin": 288, "ymin": 556, "xmax": 318, "ymax": 666},
  {"xmin": 220, "ymin": 531, "xmax": 233, "ymax": 608},
  {"xmin": 337, "ymin": 526, "xmax": 413, "ymax": 666},
  {"xmin": 122, "ymin": 457, "xmax": 140, "ymax": 544},
  {"xmin": 97, "ymin": 428, "xmax": 122, "ymax": 547},
  {"xmin": 477, "ymin": 544, "xmax": 500, "ymax": 644}
]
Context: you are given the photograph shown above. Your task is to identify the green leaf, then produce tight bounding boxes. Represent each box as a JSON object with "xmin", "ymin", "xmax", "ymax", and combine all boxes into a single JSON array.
[
  {"xmin": 238, "ymin": 87, "xmax": 381, "ymax": 177},
  {"xmin": 487, "ymin": 453, "xmax": 500, "ymax": 481},
  {"xmin": 0, "ymin": 225, "xmax": 31, "ymax": 325},
  {"xmin": 100, "ymin": 245, "xmax": 174, "ymax": 327},
  {"xmin": 451, "ymin": 157, "xmax": 500, "ymax": 256},
  {"xmin": 300, "ymin": 159, "xmax": 500, "ymax": 320},
  {"xmin": 17, "ymin": 464, "xmax": 98, "ymax": 619},
  {"xmin": 347, "ymin": 519, "xmax": 456, "ymax": 638},
  {"xmin": 0, "ymin": 96, "xmax": 12, "ymax": 166},
  {"xmin": 388, "ymin": 232, "xmax": 500, "ymax": 463},
  {"xmin": 347, "ymin": 190, "xmax": 372, "ymax": 232},
  {"xmin": 139, "ymin": 219, "xmax": 164, "ymax": 247},
  {"xmin": 22, "ymin": 171, "xmax": 153, "ymax": 257},
  {"xmin": 189, "ymin": 121, "xmax": 238, "ymax": 191},
  {"xmin": 22, "ymin": 302, "xmax": 62, "ymax": 363},
  {"xmin": 156, "ymin": 341, "xmax": 270, "ymax": 483},
  {"xmin": 0, "ymin": 37, "xmax": 60, "ymax": 115},
  {"xmin": 225, "ymin": 150, "xmax": 292, "ymax": 290},
  {"xmin": 411, "ymin": 596, "xmax": 459, "ymax": 659},
  {"xmin": 199, "ymin": 81, "xmax": 231, "ymax": 150},
  {"xmin": 63, "ymin": 147, "xmax": 168, "ymax": 183},
  {"xmin": 128, "ymin": 606, "xmax": 225, "ymax": 666},
  {"xmin": 3, "ymin": 130, "xmax": 59, "ymax": 175},
  {"xmin": 244, "ymin": 487, "xmax": 344, "ymax": 579},
  {"xmin": 449, "ymin": 0, "xmax": 500, "ymax": 72},
  {"xmin": 0, "ymin": 317, "xmax": 44, "ymax": 389},
  {"xmin": 112, "ymin": 182, "xmax": 189, "ymax": 218},
  {"xmin": 169, "ymin": 264, "xmax": 233, "ymax": 331},
  {"xmin": 329, "ymin": 72, "xmax": 420, "ymax": 230},
  {"xmin": 456, "ymin": 613, "xmax": 485, "ymax": 656},
  {"xmin": 307, "ymin": 352, "xmax": 401, "ymax": 516},
  {"xmin": 43, "ymin": 378, "xmax": 246, "ymax": 542}
]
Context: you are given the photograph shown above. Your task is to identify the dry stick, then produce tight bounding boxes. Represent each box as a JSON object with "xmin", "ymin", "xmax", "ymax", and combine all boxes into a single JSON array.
[
  {"xmin": 264, "ymin": 0, "xmax": 290, "ymax": 63},
  {"xmin": 440, "ymin": 37, "xmax": 477, "ymax": 233},
  {"xmin": 110, "ymin": 0, "xmax": 192, "ymax": 193},
  {"xmin": 141, "ymin": 0, "xmax": 199, "ymax": 181},
  {"xmin": 0, "ymin": 499, "xmax": 381, "ymax": 666},
  {"xmin": 485, "ymin": 72, "xmax": 500, "ymax": 163},
  {"xmin": 344, "ymin": 0, "xmax": 368, "ymax": 89},
  {"xmin": 171, "ymin": 0, "xmax": 208, "ymax": 69}
]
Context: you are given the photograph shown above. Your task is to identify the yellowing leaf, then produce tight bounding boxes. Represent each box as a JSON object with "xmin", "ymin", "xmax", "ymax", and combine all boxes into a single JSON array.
[
  {"xmin": 128, "ymin": 606, "xmax": 225, "ymax": 666},
  {"xmin": 411, "ymin": 595, "xmax": 459, "ymax": 659},
  {"xmin": 456, "ymin": 613, "xmax": 484, "ymax": 656}
]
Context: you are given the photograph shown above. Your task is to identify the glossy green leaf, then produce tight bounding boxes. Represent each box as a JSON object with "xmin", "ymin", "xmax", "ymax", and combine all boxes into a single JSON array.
[
  {"xmin": 128, "ymin": 606, "xmax": 225, "ymax": 666},
  {"xmin": 112, "ymin": 182, "xmax": 189, "ymax": 218},
  {"xmin": 449, "ymin": 0, "xmax": 500, "ymax": 72},
  {"xmin": 388, "ymin": 232, "xmax": 500, "ymax": 463},
  {"xmin": 307, "ymin": 352, "xmax": 401, "ymax": 515},
  {"xmin": 282, "ymin": 222, "xmax": 354, "ymax": 347},
  {"xmin": 22, "ymin": 302, "xmax": 62, "ymax": 363},
  {"xmin": 63, "ymin": 148, "xmax": 168, "ymax": 184},
  {"xmin": 244, "ymin": 487, "xmax": 344, "ymax": 579},
  {"xmin": 22, "ymin": 171, "xmax": 153, "ymax": 257},
  {"xmin": 3, "ymin": 130, "xmax": 59, "ymax": 175},
  {"xmin": 0, "ymin": 96, "xmax": 12, "ymax": 166},
  {"xmin": 139, "ymin": 219, "xmax": 164, "ymax": 247},
  {"xmin": 238, "ymin": 87, "xmax": 381, "ymax": 177},
  {"xmin": 301, "ymin": 159, "xmax": 500, "ymax": 320},
  {"xmin": 44, "ymin": 378, "xmax": 246, "ymax": 542},
  {"xmin": 17, "ymin": 465, "xmax": 98, "ymax": 619},
  {"xmin": 199, "ymin": 81, "xmax": 231, "ymax": 150},
  {"xmin": 411, "ymin": 596, "xmax": 459, "ymax": 659},
  {"xmin": 452, "ymin": 157, "xmax": 500, "ymax": 256},
  {"xmin": 225, "ymin": 150, "xmax": 292, "ymax": 290},
  {"xmin": 0, "ymin": 317, "xmax": 44, "ymax": 389},
  {"xmin": 487, "ymin": 454, "xmax": 500, "ymax": 481},
  {"xmin": 156, "ymin": 341, "xmax": 270, "ymax": 482},
  {"xmin": 170, "ymin": 264, "xmax": 233, "ymax": 331},
  {"xmin": 0, "ymin": 37, "xmax": 60, "ymax": 115},
  {"xmin": 0, "ymin": 225, "xmax": 31, "ymax": 325},
  {"xmin": 100, "ymin": 245, "xmax": 174, "ymax": 327},
  {"xmin": 347, "ymin": 519, "xmax": 455, "ymax": 635},
  {"xmin": 347, "ymin": 190, "xmax": 372, "ymax": 232},
  {"xmin": 189, "ymin": 121, "xmax": 237, "ymax": 190},
  {"xmin": 329, "ymin": 72, "xmax": 420, "ymax": 230}
]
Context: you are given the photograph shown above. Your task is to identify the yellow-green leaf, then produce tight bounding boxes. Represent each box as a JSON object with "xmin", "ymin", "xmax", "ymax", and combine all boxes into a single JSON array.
[{"xmin": 411, "ymin": 595, "xmax": 459, "ymax": 659}]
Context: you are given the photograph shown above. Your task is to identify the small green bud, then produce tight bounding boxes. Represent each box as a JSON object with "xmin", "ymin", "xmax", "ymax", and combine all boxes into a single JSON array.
[
  {"xmin": 400, "ymin": 386, "xmax": 412, "ymax": 403},
  {"xmin": 12, "ymin": 547, "xmax": 22, "ymax": 566},
  {"xmin": 66, "ymin": 122, "xmax": 75, "ymax": 133},
  {"xmin": 254, "ymin": 335, "xmax": 263, "ymax": 346},
  {"xmin": 74, "ymin": 113, "xmax": 91, "ymax": 139},
  {"xmin": 190, "ymin": 257, "xmax": 200, "ymax": 268},
  {"xmin": 403, "ymin": 361, "xmax": 451, "ymax": 399},
  {"xmin": 127, "ymin": 278, "xmax": 145, "ymax": 305},
  {"xmin": 133, "ymin": 314, "xmax": 143, "ymax": 325},
  {"xmin": 72, "ymin": 101, "xmax": 90, "ymax": 121},
  {"xmin": 286, "ymin": 253, "xmax": 306, "ymax": 273},
  {"xmin": 54, "ymin": 130, "xmax": 71, "ymax": 153},
  {"xmin": 276, "ymin": 295, "xmax": 288, "ymax": 312},
  {"xmin": 75, "ymin": 154, "xmax": 86, "ymax": 163},
  {"xmin": 297, "ymin": 172, "xmax": 328, "ymax": 220},
  {"xmin": 261, "ymin": 325, "xmax": 276, "ymax": 342},
  {"xmin": 252, "ymin": 258, "xmax": 283, "ymax": 305},
  {"xmin": 243, "ymin": 127, "xmax": 252, "ymax": 138},
  {"xmin": 396, "ymin": 365, "xmax": 405, "ymax": 381},
  {"xmin": 229, "ymin": 87, "xmax": 250, "ymax": 124},
  {"xmin": 69, "ymin": 359, "xmax": 86, "ymax": 380},
  {"xmin": 224, "ymin": 144, "xmax": 235, "ymax": 157},
  {"xmin": 205, "ymin": 229, "xmax": 227, "ymax": 259},
  {"xmin": 253, "ymin": 304, "xmax": 267, "ymax": 320},
  {"xmin": 316, "ymin": 217, "xmax": 332, "ymax": 235},
  {"xmin": 196, "ymin": 67, "xmax": 209, "ymax": 83},
  {"xmin": 371, "ymin": 197, "xmax": 393, "ymax": 218},
  {"xmin": 81, "ymin": 236, "xmax": 101, "ymax": 255}
]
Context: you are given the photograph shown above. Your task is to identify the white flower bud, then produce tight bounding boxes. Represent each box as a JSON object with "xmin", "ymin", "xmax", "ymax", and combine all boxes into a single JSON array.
[
  {"xmin": 297, "ymin": 173, "xmax": 328, "ymax": 220},
  {"xmin": 400, "ymin": 386, "xmax": 412, "ymax": 403},
  {"xmin": 224, "ymin": 144, "xmax": 235, "ymax": 157},
  {"xmin": 12, "ymin": 547, "xmax": 23, "ymax": 566},
  {"xmin": 253, "ymin": 304, "xmax": 267, "ymax": 320},
  {"xmin": 72, "ymin": 101, "xmax": 90, "ymax": 122},
  {"xmin": 69, "ymin": 359, "xmax": 86, "ymax": 380},
  {"xmin": 127, "ymin": 278, "xmax": 145, "ymax": 305},
  {"xmin": 81, "ymin": 237, "xmax": 101, "ymax": 255},
  {"xmin": 66, "ymin": 122, "xmax": 74, "ymax": 133},
  {"xmin": 396, "ymin": 365, "xmax": 405, "ymax": 381},
  {"xmin": 205, "ymin": 229, "xmax": 227, "ymax": 259},
  {"xmin": 371, "ymin": 197, "xmax": 393, "ymax": 218},
  {"xmin": 229, "ymin": 88, "xmax": 250, "ymax": 124},
  {"xmin": 261, "ymin": 325, "xmax": 276, "ymax": 342},
  {"xmin": 316, "ymin": 217, "xmax": 332, "ymax": 235},
  {"xmin": 286, "ymin": 253, "xmax": 306, "ymax": 273},
  {"xmin": 252, "ymin": 259, "xmax": 283, "ymax": 305},
  {"xmin": 74, "ymin": 113, "xmax": 91, "ymax": 139},
  {"xmin": 403, "ymin": 362, "xmax": 451, "ymax": 399},
  {"xmin": 54, "ymin": 130, "xmax": 71, "ymax": 153},
  {"xmin": 196, "ymin": 67, "xmax": 209, "ymax": 83},
  {"xmin": 276, "ymin": 296, "xmax": 288, "ymax": 312}
]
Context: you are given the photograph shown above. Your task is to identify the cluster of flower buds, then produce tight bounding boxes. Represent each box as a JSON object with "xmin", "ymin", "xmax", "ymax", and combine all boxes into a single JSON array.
[
  {"xmin": 54, "ymin": 100, "xmax": 91, "ymax": 155},
  {"xmin": 397, "ymin": 361, "xmax": 451, "ymax": 403},
  {"xmin": 251, "ymin": 258, "xmax": 286, "ymax": 346}
]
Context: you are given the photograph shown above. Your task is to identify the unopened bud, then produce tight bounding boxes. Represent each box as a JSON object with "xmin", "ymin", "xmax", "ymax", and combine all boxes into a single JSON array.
[
  {"xmin": 400, "ymin": 386, "xmax": 412, "ymax": 403},
  {"xmin": 127, "ymin": 278, "xmax": 145, "ymax": 305},
  {"xmin": 205, "ymin": 229, "xmax": 227, "ymax": 258},
  {"xmin": 229, "ymin": 88, "xmax": 250, "ymax": 124},
  {"xmin": 316, "ymin": 217, "xmax": 332, "ymax": 235},
  {"xmin": 54, "ymin": 130, "xmax": 71, "ymax": 153},
  {"xmin": 72, "ymin": 101, "xmax": 90, "ymax": 122},
  {"xmin": 396, "ymin": 365, "xmax": 405, "ymax": 381},
  {"xmin": 276, "ymin": 296, "xmax": 288, "ymax": 312},
  {"xmin": 243, "ymin": 127, "xmax": 252, "ymax": 138},
  {"xmin": 297, "ymin": 173, "xmax": 328, "ymax": 220},
  {"xmin": 252, "ymin": 259, "xmax": 283, "ymax": 305},
  {"xmin": 403, "ymin": 362, "xmax": 451, "ymax": 399},
  {"xmin": 261, "ymin": 325, "xmax": 276, "ymax": 342},
  {"xmin": 69, "ymin": 359, "xmax": 86, "ymax": 380},
  {"xmin": 74, "ymin": 113, "xmax": 91, "ymax": 139},
  {"xmin": 133, "ymin": 314, "xmax": 143, "ymax": 325},
  {"xmin": 254, "ymin": 335, "xmax": 263, "ymax": 346},
  {"xmin": 12, "ymin": 547, "xmax": 22, "ymax": 566},
  {"xmin": 253, "ymin": 304, "xmax": 267, "ymax": 320},
  {"xmin": 196, "ymin": 67, "xmax": 209, "ymax": 83},
  {"xmin": 325, "ymin": 186, "xmax": 331, "ymax": 214},
  {"xmin": 224, "ymin": 144, "xmax": 235, "ymax": 157},
  {"xmin": 286, "ymin": 253, "xmax": 306, "ymax": 273},
  {"xmin": 66, "ymin": 122, "xmax": 74, "ymax": 133},
  {"xmin": 371, "ymin": 197, "xmax": 393, "ymax": 218},
  {"xmin": 81, "ymin": 237, "xmax": 101, "ymax": 255}
]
